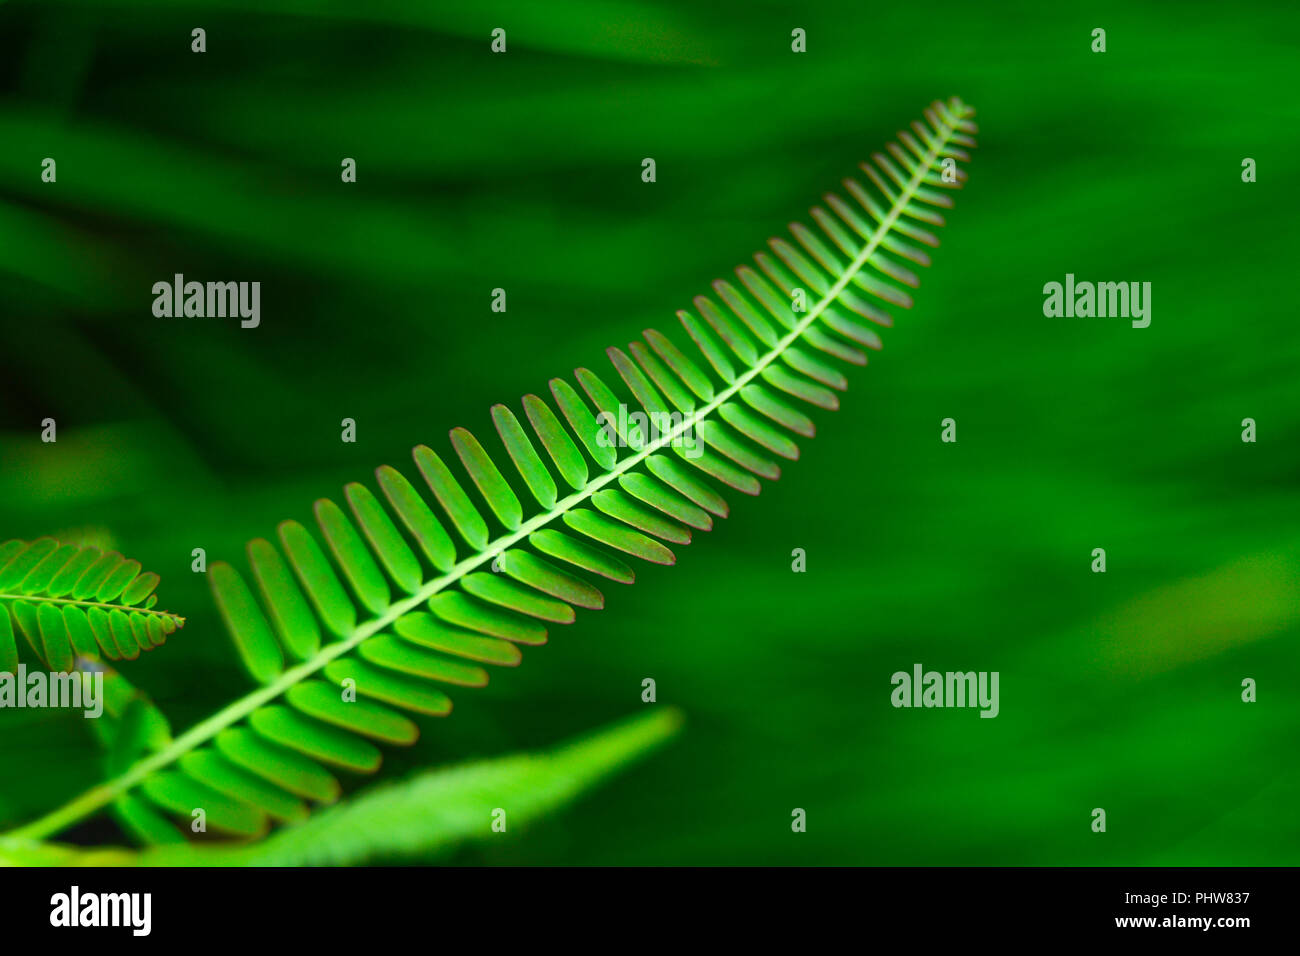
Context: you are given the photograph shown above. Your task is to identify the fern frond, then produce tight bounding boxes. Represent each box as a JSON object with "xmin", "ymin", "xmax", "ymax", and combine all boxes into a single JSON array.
[
  {"xmin": 7, "ymin": 97, "xmax": 977, "ymax": 844},
  {"xmin": 0, "ymin": 538, "xmax": 185, "ymax": 673}
]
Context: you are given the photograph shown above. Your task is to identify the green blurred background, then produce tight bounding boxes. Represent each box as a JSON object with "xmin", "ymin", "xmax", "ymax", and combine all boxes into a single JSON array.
[{"xmin": 1, "ymin": 0, "xmax": 1296, "ymax": 864}]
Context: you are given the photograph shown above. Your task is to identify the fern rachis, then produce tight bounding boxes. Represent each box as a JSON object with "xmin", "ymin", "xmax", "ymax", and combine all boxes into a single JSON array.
[{"xmin": 5, "ymin": 97, "xmax": 978, "ymax": 847}]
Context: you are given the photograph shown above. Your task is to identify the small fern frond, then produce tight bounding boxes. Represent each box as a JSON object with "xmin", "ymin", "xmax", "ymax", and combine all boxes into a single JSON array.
[
  {"xmin": 0, "ymin": 538, "xmax": 185, "ymax": 673},
  {"xmin": 7, "ymin": 97, "xmax": 976, "ymax": 845}
]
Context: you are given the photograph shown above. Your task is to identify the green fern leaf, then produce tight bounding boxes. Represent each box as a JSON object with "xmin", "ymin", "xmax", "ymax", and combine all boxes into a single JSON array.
[
  {"xmin": 0, "ymin": 538, "xmax": 185, "ymax": 673},
  {"xmin": 5, "ymin": 97, "xmax": 977, "ymax": 845}
]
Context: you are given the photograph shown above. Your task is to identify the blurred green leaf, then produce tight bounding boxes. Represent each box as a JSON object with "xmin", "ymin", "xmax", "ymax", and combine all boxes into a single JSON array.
[{"xmin": 0, "ymin": 707, "xmax": 683, "ymax": 866}]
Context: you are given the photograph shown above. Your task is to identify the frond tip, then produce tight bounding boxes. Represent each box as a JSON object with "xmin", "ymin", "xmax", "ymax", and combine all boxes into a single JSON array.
[{"xmin": 0, "ymin": 538, "xmax": 185, "ymax": 674}]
